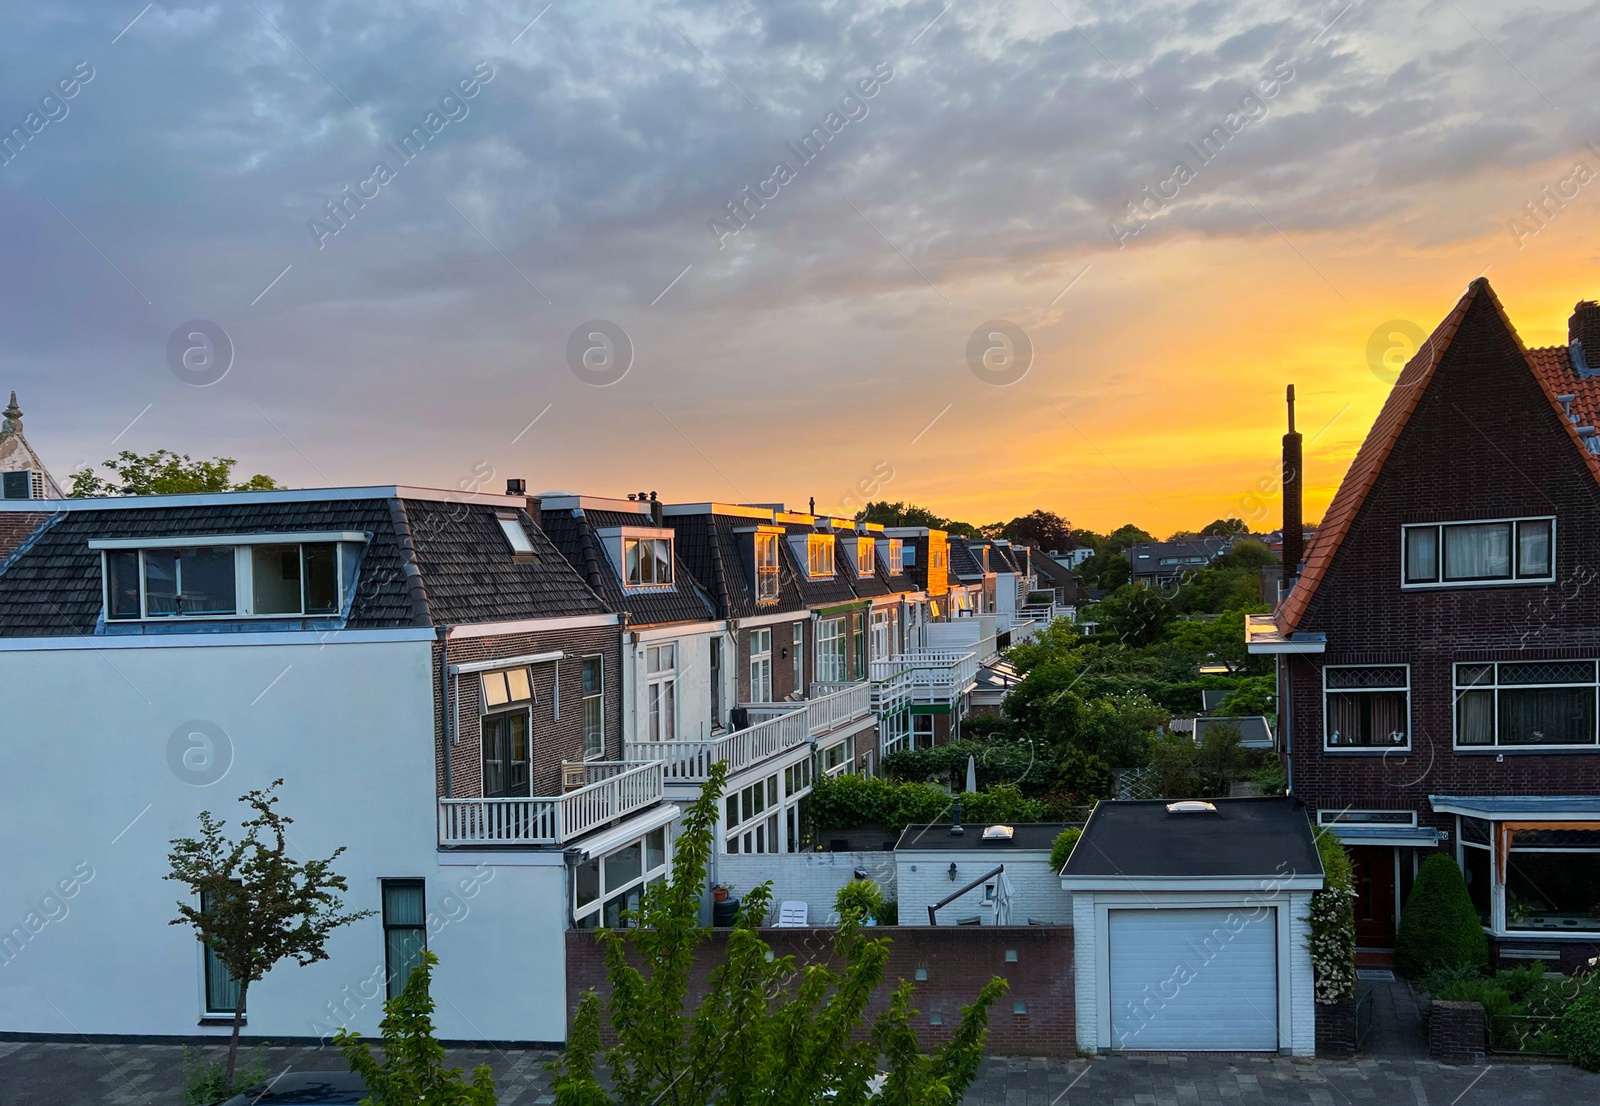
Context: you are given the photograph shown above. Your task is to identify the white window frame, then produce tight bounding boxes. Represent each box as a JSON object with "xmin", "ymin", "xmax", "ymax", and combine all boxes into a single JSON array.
[
  {"xmin": 870, "ymin": 609, "xmax": 891, "ymax": 661},
  {"xmin": 886, "ymin": 539, "xmax": 904, "ymax": 575},
  {"xmin": 100, "ymin": 537, "xmax": 361, "ymax": 622},
  {"xmin": 755, "ymin": 532, "xmax": 781, "ymax": 602},
  {"xmin": 750, "ymin": 628, "xmax": 773, "ymax": 703},
  {"xmin": 1322, "ymin": 664, "xmax": 1411, "ymax": 752},
  {"xmin": 724, "ymin": 772, "xmax": 783, "ymax": 855},
  {"xmin": 580, "ymin": 655, "xmax": 605, "ymax": 760},
  {"xmin": 807, "ymin": 535, "xmax": 836, "ymax": 579},
  {"xmin": 1317, "ymin": 810, "xmax": 1418, "ymax": 826},
  {"xmin": 1452, "ymin": 660, "xmax": 1600, "ymax": 751},
  {"xmin": 646, "ymin": 643, "xmax": 677, "ymax": 742},
  {"xmin": 572, "ymin": 829, "xmax": 671, "ymax": 929},
  {"xmin": 817, "ymin": 616, "xmax": 847, "ymax": 683},
  {"xmin": 856, "ymin": 537, "xmax": 875, "ymax": 578},
  {"xmin": 792, "ymin": 622, "xmax": 805, "ymax": 692},
  {"xmin": 496, "ymin": 513, "xmax": 536, "ymax": 555},
  {"xmin": 479, "ymin": 665, "xmax": 535, "ymax": 713},
  {"xmin": 1400, "ymin": 517, "xmax": 1556, "ymax": 589},
  {"xmin": 622, "ymin": 534, "xmax": 674, "ymax": 589}
]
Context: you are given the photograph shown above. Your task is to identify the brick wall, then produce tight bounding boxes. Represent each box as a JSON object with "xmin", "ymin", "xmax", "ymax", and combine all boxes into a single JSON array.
[
  {"xmin": 1428, "ymin": 999, "xmax": 1485, "ymax": 1065},
  {"xmin": 714, "ymin": 851, "xmax": 896, "ymax": 925},
  {"xmin": 434, "ymin": 623, "xmax": 625, "ymax": 798},
  {"xmin": 565, "ymin": 925, "xmax": 1075, "ymax": 1057},
  {"xmin": 1315, "ymin": 999, "xmax": 1356, "ymax": 1059}
]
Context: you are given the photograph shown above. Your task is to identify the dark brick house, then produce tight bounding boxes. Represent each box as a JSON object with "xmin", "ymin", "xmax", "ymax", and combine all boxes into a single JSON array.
[{"xmin": 1249, "ymin": 279, "xmax": 1600, "ymax": 969}]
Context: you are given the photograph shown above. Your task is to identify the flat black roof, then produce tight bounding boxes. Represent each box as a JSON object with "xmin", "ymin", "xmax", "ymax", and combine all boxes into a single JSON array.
[
  {"xmin": 894, "ymin": 822, "xmax": 1072, "ymax": 852},
  {"xmin": 1061, "ymin": 797, "xmax": 1320, "ymax": 879}
]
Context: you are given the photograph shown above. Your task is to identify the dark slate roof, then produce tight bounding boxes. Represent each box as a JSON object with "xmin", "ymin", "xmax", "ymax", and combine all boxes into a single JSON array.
[
  {"xmin": 0, "ymin": 511, "xmax": 49, "ymax": 562},
  {"xmin": 401, "ymin": 499, "xmax": 606, "ymax": 623},
  {"xmin": 541, "ymin": 506, "xmax": 716, "ymax": 626},
  {"xmin": 1029, "ymin": 551, "xmax": 1082, "ymax": 600},
  {"xmin": 1127, "ymin": 539, "xmax": 1230, "ymax": 573},
  {"xmin": 669, "ymin": 511, "xmax": 807, "ymax": 619},
  {"xmin": 783, "ymin": 525, "xmax": 861, "ymax": 607},
  {"xmin": 895, "ymin": 822, "xmax": 1072, "ymax": 852},
  {"xmin": 1062, "ymin": 797, "xmax": 1320, "ymax": 879},
  {"xmin": 948, "ymin": 537, "xmax": 985, "ymax": 579},
  {"xmin": 987, "ymin": 543, "xmax": 1019, "ymax": 573}
]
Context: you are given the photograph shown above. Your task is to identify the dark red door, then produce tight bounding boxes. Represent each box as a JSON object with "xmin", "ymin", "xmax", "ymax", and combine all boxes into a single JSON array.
[{"xmin": 1349, "ymin": 846, "xmax": 1397, "ymax": 947}]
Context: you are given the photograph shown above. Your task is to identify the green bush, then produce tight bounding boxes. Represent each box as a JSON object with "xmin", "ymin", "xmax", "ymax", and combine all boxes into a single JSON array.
[
  {"xmin": 1309, "ymin": 831, "xmax": 1357, "ymax": 1004},
  {"xmin": 1561, "ymin": 992, "xmax": 1600, "ymax": 1071},
  {"xmin": 1395, "ymin": 854, "xmax": 1489, "ymax": 979},
  {"xmin": 961, "ymin": 783, "xmax": 1044, "ymax": 825},
  {"xmin": 1049, "ymin": 828, "xmax": 1081, "ymax": 873},
  {"xmin": 183, "ymin": 1047, "xmax": 268, "ymax": 1106},
  {"xmin": 1435, "ymin": 975, "xmax": 1521, "ymax": 1021},
  {"xmin": 835, "ymin": 879, "xmax": 884, "ymax": 924},
  {"xmin": 1248, "ymin": 753, "xmax": 1286, "ymax": 796},
  {"xmin": 808, "ymin": 774, "xmax": 1053, "ymax": 836},
  {"xmin": 873, "ymin": 898, "xmax": 899, "ymax": 927}
]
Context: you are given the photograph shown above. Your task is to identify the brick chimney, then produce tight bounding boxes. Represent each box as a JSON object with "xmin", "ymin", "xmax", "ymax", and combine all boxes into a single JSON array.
[
  {"xmin": 1570, "ymin": 302, "xmax": 1600, "ymax": 376},
  {"xmin": 1281, "ymin": 384, "xmax": 1304, "ymax": 577}
]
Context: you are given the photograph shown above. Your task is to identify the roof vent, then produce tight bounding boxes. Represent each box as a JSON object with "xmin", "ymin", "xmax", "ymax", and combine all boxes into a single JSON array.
[
  {"xmin": 981, "ymin": 824, "xmax": 1014, "ymax": 841},
  {"xmin": 1165, "ymin": 800, "xmax": 1217, "ymax": 814}
]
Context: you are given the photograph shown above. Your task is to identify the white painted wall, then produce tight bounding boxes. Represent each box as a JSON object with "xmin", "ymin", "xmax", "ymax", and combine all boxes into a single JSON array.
[
  {"xmin": 624, "ymin": 626, "xmax": 725, "ymax": 745},
  {"xmin": 0, "ymin": 639, "xmax": 572, "ymax": 1044},
  {"xmin": 715, "ymin": 851, "xmax": 895, "ymax": 926},
  {"xmin": 896, "ymin": 848, "xmax": 1070, "ymax": 927}
]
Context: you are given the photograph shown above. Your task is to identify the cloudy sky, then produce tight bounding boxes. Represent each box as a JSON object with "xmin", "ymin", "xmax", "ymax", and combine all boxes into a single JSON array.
[{"xmin": 3, "ymin": 0, "xmax": 1599, "ymax": 533}]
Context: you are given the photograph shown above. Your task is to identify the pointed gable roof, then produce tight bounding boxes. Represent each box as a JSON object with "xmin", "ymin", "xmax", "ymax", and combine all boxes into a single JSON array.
[
  {"xmin": 1277, "ymin": 278, "xmax": 1600, "ymax": 633},
  {"xmin": 0, "ymin": 392, "xmax": 64, "ymax": 499}
]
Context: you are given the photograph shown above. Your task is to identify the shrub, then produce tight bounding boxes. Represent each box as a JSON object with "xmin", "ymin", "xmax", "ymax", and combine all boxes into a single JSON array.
[
  {"xmin": 873, "ymin": 898, "xmax": 899, "ymax": 927},
  {"xmin": 183, "ymin": 1047, "xmax": 267, "ymax": 1106},
  {"xmin": 1049, "ymin": 828, "xmax": 1081, "ymax": 873},
  {"xmin": 1248, "ymin": 752, "xmax": 1286, "ymax": 796},
  {"xmin": 1308, "ymin": 831, "xmax": 1357, "ymax": 1004},
  {"xmin": 1395, "ymin": 853, "xmax": 1489, "ymax": 978},
  {"xmin": 836, "ymin": 879, "xmax": 884, "ymax": 925},
  {"xmin": 961, "ymin": 783, "xmax": 1044, "ymax": 825},
  {"xmin": 1561, "ymin": 992, "xmax": 1600, "ymax": 1071}
]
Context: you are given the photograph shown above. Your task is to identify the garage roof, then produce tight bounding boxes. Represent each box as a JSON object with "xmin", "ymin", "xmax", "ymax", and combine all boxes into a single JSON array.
[{"xmin": 1063, "ymin": 797, "xmax": 1321, "ymax": 881}]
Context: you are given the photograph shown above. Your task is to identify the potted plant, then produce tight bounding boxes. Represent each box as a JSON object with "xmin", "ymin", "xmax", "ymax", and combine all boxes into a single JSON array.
[{"xmin": 711, "ymin": 881, "xmax": 732, "ymax": 903}]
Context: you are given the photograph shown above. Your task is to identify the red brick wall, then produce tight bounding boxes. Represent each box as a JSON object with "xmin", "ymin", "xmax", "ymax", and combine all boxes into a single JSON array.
[
  {"xmin": 565, "ymin": 925, "xmax": 1075, "ymax": 1057},
  {"xmin": 1428, "ymin": 999, "xmax": 1485, "ymax": 1064}
]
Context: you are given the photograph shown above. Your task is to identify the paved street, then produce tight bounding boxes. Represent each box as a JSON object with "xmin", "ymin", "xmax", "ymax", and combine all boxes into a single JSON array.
[{"xmin": 3, "ymin": 1039, "xmax": 1599, "ymax": 1105}]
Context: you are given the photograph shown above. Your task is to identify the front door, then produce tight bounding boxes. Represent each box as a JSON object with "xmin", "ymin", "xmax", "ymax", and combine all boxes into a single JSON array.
[
  {"xmin": 1349, "ymin": 846, "xmax": 1397, "ymax": 947},
  {"xmin": 482, "ymin": 710, "xmax": 531, "ymax": 798}
]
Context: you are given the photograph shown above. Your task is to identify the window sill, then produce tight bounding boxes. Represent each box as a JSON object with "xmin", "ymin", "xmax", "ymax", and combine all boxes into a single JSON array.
[
  {"xmin": 1452, "ymin": 746, "xmax": 1600, "ymax": 755},
  {"xmin": 198, "ymin": 1016, "xmax": 243, "ymax": 1027},
  {"xmin": 1322, "ymin": 747, "xmax": 1412, "ymax": 755}
]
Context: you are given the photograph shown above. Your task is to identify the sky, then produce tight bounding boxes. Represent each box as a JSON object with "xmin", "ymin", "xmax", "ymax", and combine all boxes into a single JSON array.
[{"xmin": 4, "ymin": 0, "xmax": 1600, "ymax": 536}]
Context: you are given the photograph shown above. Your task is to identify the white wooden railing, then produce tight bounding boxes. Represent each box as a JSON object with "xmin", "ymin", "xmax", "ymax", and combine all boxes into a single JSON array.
[
  {"xmin": 744, "ymin": 682, "xmax": 871, "ymax": 739},
  {"xmin": 627, "ymin": 709, "xmax": 810, "ymax": 782},
  {"xmin": 868, "ymin": 651, "xmax": 979, "ymax": 705},
  {"xmin": 437, "ymin": 761, "xmax": 663, "ymax": 847}
]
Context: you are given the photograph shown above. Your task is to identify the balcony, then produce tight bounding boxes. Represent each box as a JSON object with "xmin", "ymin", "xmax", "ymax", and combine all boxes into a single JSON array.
[
  {"xmin": 437, "ymin": 761, "xmax": 664, "ymax": 847},
  {"xmin": 869, "ymin": 651, "xmax": 979, "ymax": 708},
  {"xmin": 627, "ymin": 708, "xmax": 810, "ymax": 783},
  {"xmin": 745, "ymin": 681, "xmax": 874, "ymax": 739}
]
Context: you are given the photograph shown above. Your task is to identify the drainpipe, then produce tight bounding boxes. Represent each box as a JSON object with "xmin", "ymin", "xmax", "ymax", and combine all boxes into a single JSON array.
[
  {"xmin": 438, "ymin": 625, "xmax": 453, "ymax": 798},
  {"xmin": 1281, "ymin": 654, "xmax": 1293, "ymax": 796}
]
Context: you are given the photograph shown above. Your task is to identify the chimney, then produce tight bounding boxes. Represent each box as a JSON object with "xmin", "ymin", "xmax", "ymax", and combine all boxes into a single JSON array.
[
  {"xmin": 808, "ymin": 496, "xmax": 816, "ymax": 515},
  {"xmin": 1281, "ymin": 384, "xmax": 1304, "ymax": 577},
  {"xmin": 505, "ymin": 478, "xmax": 526, "ymax": 496},
  {"xmin": 649, "ymin": 490, "xmax": 664, "ymax": 527},
  {"xmin": 1570, "ymin": 302, "xmax": 1600, "ymax": 377}
]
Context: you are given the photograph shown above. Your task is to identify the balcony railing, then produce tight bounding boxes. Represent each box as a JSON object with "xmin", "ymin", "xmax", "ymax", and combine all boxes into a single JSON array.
[
  {"xmin": 627, "ymin": 708, "xmax": 811, "ymax": 782},
  {"xmin": 869, "ymin": 651, "xmax": 979, "ymax": 706},
  {"xmin": 745, "ymin": 681, "xmax": 872, "ymax": 736},
  {"xmin": 437, "ymin": 761, "xmax": 664, "ymax": 847}
]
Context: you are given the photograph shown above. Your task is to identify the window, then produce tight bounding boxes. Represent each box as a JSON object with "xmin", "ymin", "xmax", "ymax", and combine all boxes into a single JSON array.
[
  {"xmin": 646, "ymin": 643, "xmax": 676, "ymax": 742},
  {"xmin": 1454, "ymin": 661, "xmax": 1599, "ymax": 748},
  {"xmin": 1324, "ymin": 666, "xmax": 1409, "ymax": 749},
  {"xmin": 1458, "ymin": 817, "xmax": 1493, "ymax": 928},
  {"xmin": 1403, "ymin": 518, "xmax": 1555, "ymax": 586},
  {"xmin": 912, "ymin": 713, "xmax": 935, "ymax": 749},
  {"xmin": 852, "ymin": 612, "xmax": 866, "ymax": 678},
  {"xmin": 750, "ymin": 629, "xmax": 773, "ymax": 703},
  {"xmin": 482, "ymin": 711, "xmax": 530, "ymax": 797},
  {"xmin": 382, "ymin": 879, "xmax": 427, "ymax": 999},
  {"xmin": 710, "ymin": 637, "xmax": 724, "ymax": 727},
  {"xmin": 725, "ymin": 773, "xmax": 784, "ymax": 855},
  {"xmin": 200, "ymin": 886, "xmax": 243, "ymax": 1017},
  {"xmin": 581, "ymin": 657, "xmax": 604, "ymax": 759},
  {"xmin": 792, "ymin": 622, "xmax": 805, "ymax": 692},
  {"xmin": 887, "ymin": 539, "xmax": 904, "ymax": 575},
  {"xmin": 817, "ymin": 617, "xmax": 846, "ymax": 683},
  {"xmin": 820, "ymin": 739, "xmax": 851, "ymax": 775},
  {"xmin": 480, "ymin": 666, "xmax": 534, "ymax": 711},
  {"xmin": 574, "ymin": 829, "xmax": 670, "ymax": 929},
  {"xmin": 755, "ymin": 533, "xmax": 780, "ymax": 601},
  {"xmin": 1505, "ymin": 826, "xmax": 1600, "ymax": 933},
  {"xmin": 1317, "ymin": 810, "xmax": 1417, "ymax": 826},
  {"xmin": 901, "ymin": 543, "xmax": 917, "ymax": 567},
  {"xmin": 870, "ymin": 610, "xmax": 890, "ymax": 662},
  {"xmin": 497, "ymin": 515, "xmax": 535, "ymax": 555},
  {"xmin": 101, "ymin": 539, "xmax": 358, "ymax": 621},
  {"xmin": 857, "ymin": 537, "xmax": 875, "ymax": 577},
  {"xmin": 808, "ymin": 535, "xmax": 835, "ymax": 578},
  {"xmin": 624, "ymin": 536, "xmax": 673, "ymax": 588},
  {"xmin": 784, "ymin": 758, "xmax": 815, "ymax": 853}
]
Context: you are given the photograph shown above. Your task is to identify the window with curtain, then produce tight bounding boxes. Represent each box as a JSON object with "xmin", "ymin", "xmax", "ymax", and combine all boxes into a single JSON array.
[
  {"xmin": 200, "ymin": 886, "xmax": 243, "ymax": 1016},
  {"xmin": 382, "ymin": 879, "xmax": 427, "ymax": 999},
  {"xmin": 754, "ymin": 533, "xmax": 780, "ymax": 601},
  {"xmin": 1454, "ymin": 661, "xmax": 1599, "ymax": 748},
  {"xmin": 1323, "ymin": 666, "xmax": 1410, "ymax": 749},
  {"xmin": 1404, "ymin": 518, "xmax": 1555, "ymax": 585},
  {"xmin": 623, "ymin": 536, "xmax": 673, "ymax": 587}
]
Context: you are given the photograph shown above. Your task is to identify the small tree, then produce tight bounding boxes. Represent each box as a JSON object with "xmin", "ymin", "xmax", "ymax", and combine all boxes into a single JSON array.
[
  {"xmin": 167, "ymin": 779, "xmax": 374, "ymax": 1082},
  {"xmin": 71, "ymin": 449, "xmax": 280, "ymax": 497},
  {"xmin": 338, "ymin": 951, "xmax": 497, "ymax": 1104},
  {"xmin": 1395, "ymin": 853, "xmax": 1490, "ymax": 978},
  {"xmin": 549, "ymin": 762, "xmax": 1007, "ymax": 1105},
  {"xmin": 835, "ymin": 879, "xmax": 884, "ymax": 925},
  {"xmin": 1049, "ymin": 828, "xmax": 1081, "ymax": 872}
]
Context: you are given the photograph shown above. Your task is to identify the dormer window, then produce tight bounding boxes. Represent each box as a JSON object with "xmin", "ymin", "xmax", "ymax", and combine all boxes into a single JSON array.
[
  {"xmin": 887, "ymin": 539, "xmax": 904, "ymax": 574},
  {"xmin": 755, "ymin": 532, "xmax": 780, "ymax": 601},
  {"xmin": 624, "ymin": 535, "xmax": 673, "ymax": 588},
  {"xmin": 856, "ymin": 537, "xmax": 875, "ymax": 577},
  {"xmin": 807, "ymin": 535, "xmax": 835, "ymax": 579}
]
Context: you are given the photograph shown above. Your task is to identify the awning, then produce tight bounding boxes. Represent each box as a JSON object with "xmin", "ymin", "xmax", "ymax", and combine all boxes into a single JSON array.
[
  {"xmin": 1429, "ymin": 795, "xmax": 1600, "ymax": 820},
  {"xmin": 1326, "ymin": 825, "xmax": 1443, "ymax": 848}
]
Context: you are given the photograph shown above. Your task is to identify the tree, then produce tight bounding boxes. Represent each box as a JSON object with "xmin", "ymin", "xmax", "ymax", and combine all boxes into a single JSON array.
[
  {"xmin": 338, "ymin": 952, "xmax": 497, "ymax": 1105},
  {"xmin": 1395, "ymin": 853, "xmax": 1490, "ymax": 978},
  {"xmin": 70, "ymin": 449, "xmax": 281, "ymax": 497},
  {"xmin": 1100, "ymin": 524, "xmax": 1155, "ymax": 554},
  {"xmin": 1085, "ymin": 585, "xmax": 1177, "ymax": 648},
  {"xmin": 548, "ymin": 762, "xmax": 1007, "ymax": 1105},
  {"xmin": 1199, "ymin": 518, "xmax": 1250, "ymax": 538},
  {"xmin": 166, "ymin": 780, "xmax": 374, "ymax": 1083},
  {"xmin": 855, "ymin": 499, "xmax": 981, "ymax": 537},
  {"xmin": 998, "ymin": 509, "xmax": 1073, "ymax": 552}
]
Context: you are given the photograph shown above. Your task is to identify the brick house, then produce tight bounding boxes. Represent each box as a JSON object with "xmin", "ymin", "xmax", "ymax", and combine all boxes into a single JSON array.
[{"xmin": 1249, "ymin": 279, "xmax": 1600, "ymax": 969}]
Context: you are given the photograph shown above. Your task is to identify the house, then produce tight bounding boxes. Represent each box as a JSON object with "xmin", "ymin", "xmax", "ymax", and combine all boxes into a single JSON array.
[
  {"xmin": 1028, "ymin": 547, "xmax": 1083, "ymax": 611},
  {"xmin": 1053, "ymin": 546, "xmax": 1095, "ymax": 570},
  {"xmin": 1247, "ymin": 281, "xmax": 1600, "ymax": 970},
  {"xmin": 1189, "ymin": 714, "xmax": 1274, "ymax": 749},
  {"xmin": 1126, "ymin": 538, "xmax": 1229, "ymax": 590},
  {"xmin": 895, "ymin": 821, "xmax": 1074, "ymax": 926},
  {"xmin": 1062, "ymin": 797, "xmax": 1323, "ymax": 1055},
  {"xmin": 945, "ymin": 535, "xmax": 994, "ymax": 615},
  {"xmin": 0, "ymin": 483, "xmax": 668, "ymax": 1043},
  {"xmin": 0, "ymin": 393, "xmax": 64, "ymax": 501}
]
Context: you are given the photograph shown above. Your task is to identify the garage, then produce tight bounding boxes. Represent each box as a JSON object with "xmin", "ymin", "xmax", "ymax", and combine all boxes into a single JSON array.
[{"xmin": 1061, "ymin": 797, "xmax": 1325, "ymax": 1056}]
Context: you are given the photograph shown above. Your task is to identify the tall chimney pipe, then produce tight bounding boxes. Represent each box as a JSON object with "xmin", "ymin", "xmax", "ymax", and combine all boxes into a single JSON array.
[{"xmin": 1281, "ymin": 384, "xmax": 1304, "ymax": 578}]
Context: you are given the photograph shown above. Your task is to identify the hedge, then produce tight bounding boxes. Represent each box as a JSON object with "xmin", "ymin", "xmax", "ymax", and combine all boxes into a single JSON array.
[
  {"xmin": 1395, "ymin": 853, "xmax": 1489, "ymax": 978},
  {"xmin": 807, "ymin": 774, "xmax": 1046, "ymax": 836},
  {"xmin": 1308, "ymin": 831, "xmax": 1356, "ymax": 1004}
]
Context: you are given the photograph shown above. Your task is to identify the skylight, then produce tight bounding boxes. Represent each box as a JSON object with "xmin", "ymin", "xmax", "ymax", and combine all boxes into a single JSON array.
[{"xmin": 497, "ymin": 516, "xmax": 535, "ymax": 554}]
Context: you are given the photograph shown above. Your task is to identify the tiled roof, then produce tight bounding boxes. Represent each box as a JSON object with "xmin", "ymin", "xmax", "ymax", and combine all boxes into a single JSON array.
[
  {"xmin": 0, "ymin": 511, "xmax": 49, "ymax": 562},
  {"xmin": 947, "ymin": 537, "xmax": 985, "ymax": 578},
  {"xmin": 1278, "ymin": 278, "xmax": 1600, "ymax": 633},
  {"xmin": 781, "ymin": 524, "xmax": 861, "ymax": 606},
  {"xmin": 669, "ymin": 511, "xmax": 807, "ymax": 619},
  {"xmin": 541, "ymin": 506, "xmax": 717, "ymax": 626}
]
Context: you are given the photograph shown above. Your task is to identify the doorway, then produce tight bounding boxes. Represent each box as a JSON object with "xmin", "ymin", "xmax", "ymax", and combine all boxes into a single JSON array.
[{"xmin": 1349, "ymin": 845, "xmax": 1398, "ymax": 947}]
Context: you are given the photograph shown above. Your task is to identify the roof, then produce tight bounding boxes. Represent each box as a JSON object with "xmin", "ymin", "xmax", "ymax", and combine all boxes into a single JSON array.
[
  {"xmin": 1278, "ymin": 278, "xmax": 1600, "ymax": 633},
  {"xmin": 1192, "ymin": 715, "xmax": 1274, "ymax": 748},
  {"xmin": 781, "ymin": 523, "xmax": 861, "ymax": 606},
  {"xmin": 1429, "ymin": 794, "xmax": 1600, "ymax": 818},
  {"xmin": 667, "ymin": 509, "xmax": 808, "ymax": 619},
  {"xmin": 1126, "ymin": 539, "xmax": 1229, "ymax": 572},
  {"xmin": 540, "ymin": 506, "xmax": 716, "ymax": 626},
  {"xmin": 894, "ymin": 822, "xmax": 1072, "ymax": 852},
  {"xmin": 0, "ymin": 511, "xmax": 49, "ymax": 561},
  {"xmin": 0, "ymin": 392, "xmax": 64, "ymax": 499},
  {"xmin": 1061, "ymin": 797, "xmax": 1320, "ymax": 879},
  {"xmin": 0, "ymin": 495, "xmax": 608, "ymax": 636},
  {"xmin": 1028, "ymin": 548, "xmax": 1082, "ymax": 597},
  {"xmin": 947, "ymin": 537, "xmax": 985, "ymax": 578}
]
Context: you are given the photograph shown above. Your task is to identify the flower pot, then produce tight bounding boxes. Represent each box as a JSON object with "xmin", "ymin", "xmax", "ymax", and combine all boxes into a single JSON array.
[{"xmin": 712, "ymin": 886, "xmax": 729, "ymax": 903}]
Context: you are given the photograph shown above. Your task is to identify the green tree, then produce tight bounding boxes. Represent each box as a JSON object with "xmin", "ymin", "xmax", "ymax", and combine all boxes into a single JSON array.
[
  {"xmin": 549, "ymin": 762, "xmax": 1007, "ymax": 1105},
  {"xmin": 1049, "ymin": 828, "xmax": 1082, "ymax": 872},
  {"xmin": 1078, "ymin": 692, "xmax": 1164, "ymax": 770},
  {"xmin": 70, "ymin": 449, "xmax": 281, "ymax": 497},
  {"xmin": 1216, "ymin": 538, "xmax": 1276, "ymax": 569},
  {"xmin": 338, "ymin": 951, "xmax": 497, "ymax": 1104},
  {"xmin": 835, "ymin": 879, "xmax": 885, "ymax": 925},
  {"xmin": 855, "ymin": 500, "xmax": 980, "ymax": 537},
  {"xmin": 1199, "ymin": 518, "xmax": 1250, "ymax": 538},
  {"xmin": 166, "ymin": 780, "xmax": 374, "ymax": 1083},
  {"xmin": 1101, "ymin": 524, "xmax": 1156, "ymax": 554},
  {"xmin": 1085, "ymin": 585, "xmax": 1176, "ymax": 648},
  {"xmin": 1395, "ymin": 853, "xmax": 1490, "ymax": 978},
  {"xmin": 997, "ymin": 509, "xmax": 1073, "ymax": 552}
]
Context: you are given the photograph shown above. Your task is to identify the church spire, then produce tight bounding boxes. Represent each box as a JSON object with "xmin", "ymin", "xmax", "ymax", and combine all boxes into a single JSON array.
[{"xmin": 0, "ymin": 391, "xmax": 20, "ymax": 439}]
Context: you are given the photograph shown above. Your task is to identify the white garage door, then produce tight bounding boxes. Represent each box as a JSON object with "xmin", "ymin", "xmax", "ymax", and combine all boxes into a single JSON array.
[{"xmin": 1107, "ymin": 907, "xmax": 1279, "ymax": 1051}]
